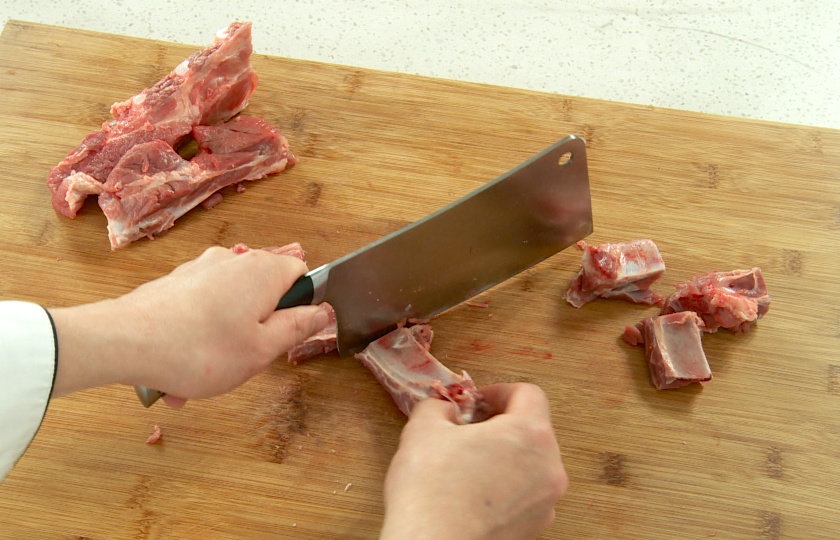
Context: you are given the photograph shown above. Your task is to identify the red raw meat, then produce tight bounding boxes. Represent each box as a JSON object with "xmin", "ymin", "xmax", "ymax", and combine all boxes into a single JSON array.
[
  {"xmin": 355, "ymin": 325, "xmax": 486, "ymax": 424},
  {"xmin": 661, "ymin": 267, "xmax": 770, "ymax": 333},
  {"xmin": 98, "ymin": 116, "xmax": 294, "ymax": 249},
  {"xmin": 49, "ymin": 22, "xmax": 258, "ymax": 218},
  {"xmin": 624, "ymin": 312, "xmax": 712, "ymax": 390},
  {"xmin": 564, "ymin": 239, "xmax": 666, "ymax": 308}
]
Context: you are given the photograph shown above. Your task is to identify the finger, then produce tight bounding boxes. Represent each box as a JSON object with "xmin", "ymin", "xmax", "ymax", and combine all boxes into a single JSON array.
[
  {"xmin": 407, "ymin": 396, "xmax": 460, "ymax": 426},
  {"xmin": 162, "ymin": 395, "xmax": 188, "ymax": 409},
  {"xmin": 260, "ymin": 304, "xmax": 331, "ymax": 354},
  {"xmin": 244, "ymin": 250, "xmax": 310, "ymax": 313},
  {"xmin": 478, "ymin": 383, "xmax": 552, "ymax": 422}
]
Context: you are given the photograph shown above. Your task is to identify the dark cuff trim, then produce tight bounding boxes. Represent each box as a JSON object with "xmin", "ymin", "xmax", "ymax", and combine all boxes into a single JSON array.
[{"xmin": 42, "ymin": 307, "xmax": 59, "ymax": 401}]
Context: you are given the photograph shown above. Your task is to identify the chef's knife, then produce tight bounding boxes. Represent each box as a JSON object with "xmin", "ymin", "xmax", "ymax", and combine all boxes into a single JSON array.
[{"xmin": 135, "ymin": 135, "xmax": 592, "ymax": 407}]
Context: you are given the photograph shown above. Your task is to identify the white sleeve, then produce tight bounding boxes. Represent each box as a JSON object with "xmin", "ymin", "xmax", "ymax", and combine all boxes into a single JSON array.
[{"xmin": 0, "ymin": 301, "xmax": 57, "ymax": 482}]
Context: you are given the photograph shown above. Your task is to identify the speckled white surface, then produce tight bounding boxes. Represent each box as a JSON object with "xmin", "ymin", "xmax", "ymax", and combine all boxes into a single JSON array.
[{"xmin": 2, "ymin": 1, "xmax": 838, "ymax": 128}]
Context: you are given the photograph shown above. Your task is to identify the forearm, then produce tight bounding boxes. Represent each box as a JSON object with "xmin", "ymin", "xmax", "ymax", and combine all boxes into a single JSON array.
[{"xmin": 48, "ymin": 298, "xmax": 146, "ymax": 397}]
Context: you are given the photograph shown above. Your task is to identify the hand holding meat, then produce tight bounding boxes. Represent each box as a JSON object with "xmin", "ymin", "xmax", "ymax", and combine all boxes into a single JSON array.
[
  {"xmin": 380, "ymin": 383, "xmax": 568, "ymax": 540},
  {"xmin": 47, "ymin": 247, "xmax": 330, "ymax": 402}
]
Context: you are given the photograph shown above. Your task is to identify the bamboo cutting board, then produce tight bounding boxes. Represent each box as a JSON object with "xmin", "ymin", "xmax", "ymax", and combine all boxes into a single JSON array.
[{"xmin": 0, "ymin": 20, "xmax": 838, "ymax": 540}]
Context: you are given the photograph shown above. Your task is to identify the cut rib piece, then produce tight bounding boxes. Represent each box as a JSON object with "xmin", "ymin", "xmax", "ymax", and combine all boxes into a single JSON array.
[
  {"xmin": 624, "ymin": 312, "xmax": 712, "ymax": 390},
  {"xmin": 564, "ymin": 239, "xmax": 665, "ymax": 308},
  {"xmin": 355, "ymin": 325, "xmax": 485, "ymax": 424},
  {"xmin": 661, "ymin": 267, "xmax": 770, "ymax": 333},
  {"xmin": 48, "ymin": 22, "xmax": 258, "ymax": 217},
  {"xmin": 98, "ymin": 116, "xmax": 293, "ymax": 249}
]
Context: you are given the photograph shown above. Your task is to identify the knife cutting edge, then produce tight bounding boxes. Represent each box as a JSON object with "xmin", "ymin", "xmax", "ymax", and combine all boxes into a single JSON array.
[{"xmin": 134, "ymin": 134, "xmax": 593, "ymax": 407}]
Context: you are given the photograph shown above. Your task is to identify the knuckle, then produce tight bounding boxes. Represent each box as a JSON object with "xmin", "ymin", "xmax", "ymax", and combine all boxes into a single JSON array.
[
  {"xmin": 548, "ymin": 464, "xmax": 569, "ymax": 499},
  {"xmin": 203, "ymin": 245, "xmax": 228, "ymax": 258},
  {"xmin": 531, "ymin": 421, "xmax": 558, "ymax": 446}
]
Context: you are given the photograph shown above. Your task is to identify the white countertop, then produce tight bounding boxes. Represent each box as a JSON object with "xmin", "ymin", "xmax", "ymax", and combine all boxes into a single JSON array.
[{"xmin": 2, "ymin": 1, "xmax": 838, "ymax": 129}]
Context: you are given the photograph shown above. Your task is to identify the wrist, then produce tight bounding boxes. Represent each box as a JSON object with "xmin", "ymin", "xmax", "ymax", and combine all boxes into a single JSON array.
[{"xmin": 48, "ymin": 298, "xmax": 146, "ymax": 397}]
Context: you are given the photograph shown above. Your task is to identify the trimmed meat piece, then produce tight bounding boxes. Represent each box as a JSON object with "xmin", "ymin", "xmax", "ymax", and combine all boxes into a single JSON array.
[
  {"xmin": 288, "ymin": 303, "xmax": 338, "ymax": 364},
  {"xmin": 565, "ymin": 239, "xmax": 665, "ymax": 308},
  {"xmin": 355, "ymin": 325, "xmax": 486, "ymax": 424},
  {"xmin": 98, "ymin": 116, "xmax": 293, "ymax": 249},
  {"xmin": 624, "ymin": 312, "xmax": 712, "ymax": 390},
  {"xmin": 49, "ymin": 22, "xmax": 258, "ymax": 217},
  {"xmin": 622, "ymin": 323, "xmax": 644, "ymax": 347},
  {"xmin": 661, "ymin": 267, "xmax": 770, "ymax": 333},
  {"xmin": 145, "ymin": 425, "xmax": 162, "ymax": 444}
]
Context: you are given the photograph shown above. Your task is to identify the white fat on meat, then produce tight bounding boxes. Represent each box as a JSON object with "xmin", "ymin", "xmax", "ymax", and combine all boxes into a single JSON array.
[{"xmin": 564, "ymin": 239, "xmax": 666, "ymax": 308}]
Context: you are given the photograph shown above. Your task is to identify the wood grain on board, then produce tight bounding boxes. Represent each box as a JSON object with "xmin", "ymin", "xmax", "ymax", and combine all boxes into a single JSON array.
[{"xmin": 0, "ymin": 20, "xmax": 838, "ymax": 539}]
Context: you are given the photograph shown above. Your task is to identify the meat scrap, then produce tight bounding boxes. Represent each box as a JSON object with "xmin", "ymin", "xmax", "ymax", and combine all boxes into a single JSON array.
[
  {"xmin": 661, "ymin": 267, "xmax": 770, "ymax": 333},
  {"xmin": 564, "ymin": 239, "xmax": 665, "ymax": 308},
  {"xmin": 146, "ymin": 425, "xmax": 162, "ymax": 444},
  {"xmin": 47, "ymin": 22, "xmax": 296, "ymax": 250},
  {"xmin": 623, "ymin": 312, "xmax": 712, "ymax": 390},
  {"xmin": 355, "ymin": 325, "xmax": 486, "ymax": 424}
]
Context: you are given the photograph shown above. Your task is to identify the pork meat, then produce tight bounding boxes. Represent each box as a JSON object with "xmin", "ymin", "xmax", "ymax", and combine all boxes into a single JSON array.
[
  {"xmin": 624, "ymin": 312, "xmax": 712, "ymax": 390},
  {"xmin": 564, "ymin": 239, "xmax": 666, "ymax": 308},
  {"xmin": 355, "ymin": 325, "xmax": 486, "ymax": 424},
  {"xmin": 661, "ymin": 267, "xmax": 770, "ymax": 333},
  {"xmin": 98, "ymin": 116, "xmax": 293, "ymax": 249},
  {"xmin": 49, "ymin": 22, "xmax": 258, "ymax": 217}
]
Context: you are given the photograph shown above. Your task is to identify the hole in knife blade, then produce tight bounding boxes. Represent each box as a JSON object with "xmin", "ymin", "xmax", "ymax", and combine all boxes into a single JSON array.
[{"xmin": 558, "ymin": 152, "xmax": 573, "ymax": 166}]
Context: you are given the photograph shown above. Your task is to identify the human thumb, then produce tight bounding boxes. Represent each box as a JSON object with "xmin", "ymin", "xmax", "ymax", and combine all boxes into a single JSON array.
[{"xmin": 262, "ymin": 304, "xmax": 331, "ymax": 354}]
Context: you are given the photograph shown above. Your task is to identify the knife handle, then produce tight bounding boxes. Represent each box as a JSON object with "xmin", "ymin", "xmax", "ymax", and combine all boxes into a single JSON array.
[
  {"xmin": 134, "ymin": 273, "xmax": 320, "ymax": 407},
  {"xmin": 276, "ymin": 275, "xmax": 314, "ymax": 309}
]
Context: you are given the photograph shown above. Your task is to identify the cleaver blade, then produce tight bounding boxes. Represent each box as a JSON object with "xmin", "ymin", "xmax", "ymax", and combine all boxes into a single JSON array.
[
  {"xmin": 133, "ymin": 135, "xmax": 592, "ymax": 407},
  {"xmin": 280, "ymin": 134, "xmax": 593, "ymax": 355}
]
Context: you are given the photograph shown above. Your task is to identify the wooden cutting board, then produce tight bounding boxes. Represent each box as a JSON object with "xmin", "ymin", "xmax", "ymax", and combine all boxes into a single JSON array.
[{"xmin": 0, "ymin": 20, "xmax": 838, "ymax": 539}]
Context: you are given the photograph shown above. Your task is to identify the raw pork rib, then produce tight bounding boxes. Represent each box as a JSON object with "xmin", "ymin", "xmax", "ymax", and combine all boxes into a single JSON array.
[
  {"xmin": 564, "ymin": 239, "xmax": 666, "ymax": 308},
  {"xmin": 623, "ymin": 312, "xmax": 712, "ymax": 390},
  {"xmin": 49, "ymin": 22, "xmax": 258, "ymax": 217},
  {"xmin": 98, "ymin": 116, "xmax": 294, "ymax": 249},
  {"xmin": 355, "ymin": 325, "xmax": 486, "ymax": 424},
  {"xmin": 661, "ymin": 267, "xmax": 770, "ymax": 333}
]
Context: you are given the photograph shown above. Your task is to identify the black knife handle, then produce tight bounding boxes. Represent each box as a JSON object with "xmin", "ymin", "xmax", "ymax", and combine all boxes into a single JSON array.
[{"xmin": 276, "ymin": 275, "xmax": 315, "ymax": 310}]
